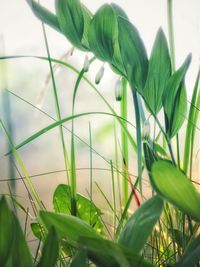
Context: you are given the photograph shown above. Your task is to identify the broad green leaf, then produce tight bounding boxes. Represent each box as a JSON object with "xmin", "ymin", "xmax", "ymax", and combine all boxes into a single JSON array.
[
  {"xmin": 70, "ymin": 250, "xmax": 88, "ymax": 267},
  {"xmin": 88, "ymin": 4, "xmax": 118, "ymax": 62},
  {"xmin": 151, "ymin": 161, "xmax": 200, "ymax": 222},
  {"xmin": 26, "ymin": 0, "xmax": 61, "ymax": 33},
  {"xmin": 53, "ymin": 184, "xmax": 104, "ymax": 233},
  {"xmin": 118, "ymin": 196, "xmax": 163, "ymax": 253},
  {"xmin": 163, "ymin": 55, "xmax": 191, "ymax": 138},
  {"xmin": 78, "ymin": 237, "xmax": 154, "ymax": 267},
  {"xmin": 143, "ymin": 28, "xmax": 171, "ymax": 114},
  {"xmin": 110, "ymin": 4, "xmax": 128, "ymax": 75},
  {"xmin": 40, "ymin": 211, "xmax": 101, "ymax": 247},
  {"xmin": 175, "ymin": 235, "xmax": 200, "ymax": 267},
  {"xmin": 81, "ymin": 5, "xmax": 93, "ymax": 50},
  {"xmin": 11, "ymin": 215, "xmax": 33, "ymax": 267},
  {"xmin": 37, "ymin": 227, "xmax": 59, "ymax": 267},
  {"xmin": 118, "ymin": 17, "xmax": 148, "ymax": 92},
  {"xmin": 55, "ymin": 0, "xmax": 87, "ymax": 50},
  {"xmin": 0, "ymin": 197, "xmax": 14, "ymax": 266}
]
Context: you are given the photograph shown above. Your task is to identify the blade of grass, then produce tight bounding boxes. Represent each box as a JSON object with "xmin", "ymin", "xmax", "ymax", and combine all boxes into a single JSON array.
[
  {"xmin": 120, "ymin": 78, "xmax": 129, "ymax": 206},
  {"xmin": 0, "ymin": 120, "xmax": 43, "ymax": 210},
  {"xmin": 183, "ymin": 68, "xmax": 200, "ymax": 174},
  {"xmin": 41, "ymin": 23, "xmax": 70, "ymax": 184}
]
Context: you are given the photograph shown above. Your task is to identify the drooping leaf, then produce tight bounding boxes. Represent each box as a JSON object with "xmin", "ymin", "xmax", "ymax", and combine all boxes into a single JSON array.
[
  {"xmin": 37, "ymin": 227, "xmax": 59, "ymax": 267},
  {"xmin": 70, "ymin": 250, "xmax": 88, "ymax": 267},
  {"xmin": 175, "ymin": 235, "xmax": 200, "ymax": 267},
  {"xmin": 81, "ymin": 5, "xmax": 93, "ymax": 49},
  {"xmin": 40, "ymin": 211, "xmax": 101, "ymax": 248},
  {"xmin": 118, "ymin": 17, "xmax": 148, "ymax": 92},
  {"xmin": 78, "ymin": 237, "xmax": 154, "ymax": 267},
  {"xmin": 53, "ymin": 184, "xmax": 104, "ymax": 233},
  {"xmin": 55, "ymin": 0, "xmax": 89, "ymax": 50},
  {"xmin": 151, "ymin": 161, "xmax": 200, "ymax": 222},
  {"xmin": 118, "ymin": 196, "xmax": 163, "ymax": 253},
  {"xmin": 0, "ymin": 197, "xmax": 14, "ymax": 266},
  {"xmin": 143, "ymin": 28, "xmax": 171, "ymax": 114},
  {"xmin": 88, "ymin": 4, "xmax": 118, "ymax": 62},
  {"xmin": 26, "ymin": 0, "xmax": 61, "ymax": 33},
  {"xmin": 163, "ymin": 55, "xmax": 191, "ymax": 138}
]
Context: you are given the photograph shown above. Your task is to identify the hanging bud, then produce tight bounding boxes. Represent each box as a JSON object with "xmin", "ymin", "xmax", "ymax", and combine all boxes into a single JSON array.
[
  {"xmin": 142, "ymin": 119, "xmax": 150, "ymax": 140},
  {"xmin": 95, "ymin": 65, "xmax": 105, "ymax": 84},
  {"xmin": 70, "ymin": 46, "xmax": 75, "ymax": 56},
  {"xmin": 115, "ymin": 78, "xmax": 122, "ymax": 101},
  {"xmin": 83, "ymin": 55, "xmax": 90, "ymax": 72}
]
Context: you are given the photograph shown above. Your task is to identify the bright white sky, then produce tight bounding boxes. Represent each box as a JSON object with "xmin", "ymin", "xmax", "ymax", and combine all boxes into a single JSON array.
[{"xmin": 0, "ymin": 0, "xmax": 200, "ymax": 94}]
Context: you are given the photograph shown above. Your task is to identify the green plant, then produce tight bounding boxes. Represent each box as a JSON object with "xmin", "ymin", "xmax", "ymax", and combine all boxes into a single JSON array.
[{"xmin": 0, "ymin": 0, "xmax": 200, "ymax": 266}]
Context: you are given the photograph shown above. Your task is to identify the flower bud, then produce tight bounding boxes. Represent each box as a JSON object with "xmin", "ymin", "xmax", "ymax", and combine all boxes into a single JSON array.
[
  {"xmin": 95, "ymin": 65, "xmax": 105, "ymax": 84},
  {"xmin": 142, "ymin": 120, "xmax": 150, "ymax": 140},
  {"xmin": 83, "ymin": 55, "xmax": 90, "ymax": 72},
  {"xmin": 115, "ymin": 78, "xmax": 122, "ymax": 101}
]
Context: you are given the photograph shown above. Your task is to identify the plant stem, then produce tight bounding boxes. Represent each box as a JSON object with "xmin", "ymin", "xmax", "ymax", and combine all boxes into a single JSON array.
[
  {"xmin": 132, "ymin": 90, "xmax": 143, "ymax": 192},
  {"xmin": 120, "ymin": 78, "xmax": 129, "ymax": 205},
  {"xmin": 167, "ymin": 0, "xmax": 180, "ymax": 167}
]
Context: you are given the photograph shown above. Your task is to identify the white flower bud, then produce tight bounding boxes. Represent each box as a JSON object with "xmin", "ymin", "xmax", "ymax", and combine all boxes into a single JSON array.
[
  {"xmin": 115, "ymin": 78, "xmax": 122, "ymax": 101},
  {"xmin": 142, "ymin": 120, "xmax": 150, "ymax": 140},
  {"xmin": 95, "ymin": 65, "xmax": 105, "ymax": 84},
  {"xmin": 83, "ymin": 55, "xmax": 90, "ymax": 72}
]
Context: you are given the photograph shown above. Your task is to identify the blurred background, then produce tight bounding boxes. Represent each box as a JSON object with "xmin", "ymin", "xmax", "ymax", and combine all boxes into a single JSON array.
[{"xmin": 0, "ymin": 0, "xmax": 200, "ymax": 244}]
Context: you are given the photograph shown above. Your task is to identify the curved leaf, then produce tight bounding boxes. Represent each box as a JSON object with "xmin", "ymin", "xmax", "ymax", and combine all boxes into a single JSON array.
[
  {"xmin": 163, "ymin": 54, "xmax": 191, "ymax": 138},
  {"xmin": 151, "ymin": 161, "xmax": 200, "ymax": 222},
  {"xmin": 40, "ymin": 211, "xmax": 101, "ymax": 247},
  {"xmin": 118, "ymin": 17, "xmax": 148, "ymax": 92},
  {"xmin": 55, "ymin": 0, "xmax": 86, "ymax": 50},
  {"xmin": 26, "ymin": 0, "xmax": 61, "ymax": 33},
  {"xmin": 143, "ymin": 28, "xmax": 171, "ymax": 114},
  {"xmin": 118, "ymin": 196, "xmax": 163, "ymax": 253},
  {"xmin": 88, "ymin": 4, "xmax": 118, "ymax": 62}
]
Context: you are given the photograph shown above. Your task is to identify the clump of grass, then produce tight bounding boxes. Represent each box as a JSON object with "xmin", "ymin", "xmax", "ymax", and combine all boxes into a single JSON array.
[{"xmin": 0, "ymin": 0, "xmax": 200, "ymax": 266}]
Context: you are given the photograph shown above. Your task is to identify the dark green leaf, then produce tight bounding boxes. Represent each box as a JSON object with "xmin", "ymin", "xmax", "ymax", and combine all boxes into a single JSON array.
[
  {"xmin": 37, "ymin": 227, "xmax": 59, "ymax": 267},
  {"xmin": 143, "ymin": 28, "xmax": 171, "ymax": 114},
  {"xmin": 163, "ymin": 55, "xmax": 191, "ymax": 138},
  {"xmin": 70, "ymin": 250, "xmax": 88, "ymax": 267},
  {"xmin": 26, "ymin": 0, "xmax": 61, "ymax": 33},
  {"xmin": 88, "ymin": 4, "xmax": 118, "ymax": 62},
  {"xmin": 0, "ymin": 197, "xmax": 14, "ymax": 266},
  {"xmin": 78, "ymin": 237, "xmax": 154, "ymax": 267},
  {"xmin": 55, "ymin": 0, "xmax": 86, "ymax": 50},
  {"xmin": 151, "ymin": 161, "xmax": 200, "ymax": 222},
  {"xmin": 175, "ymin": 235, "xmax": 200, "ymax": 267},
  {"xmin": 53, "ymin": 184, "xmax": 104, "ymax": 233},
  {"xmin": 118, "ymin": 196, "xmax": 163, "ymax": 253},
  {"xmin": 40, "ymin": 211, "xmax": 101, "ymax": 247},
  {"xmin": 118, "ymin": 17, "xmax": 148, "ymax": 92},
  {"xmin": 11, "ymin": 215, "xmax": 33, "ymax": 267}
]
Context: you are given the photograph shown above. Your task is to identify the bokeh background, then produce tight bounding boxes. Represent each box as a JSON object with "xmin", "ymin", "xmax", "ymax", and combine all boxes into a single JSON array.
[{"xmin": 0, "ymin": 0, "xmax": 200, "ymax": 244}]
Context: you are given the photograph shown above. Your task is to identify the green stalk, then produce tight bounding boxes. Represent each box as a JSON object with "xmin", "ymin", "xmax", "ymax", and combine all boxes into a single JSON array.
[
  {"xmin": 120, "ymin": 78, "xmax": 129, "ymax": 205},
  {"xmin": 167, "ymin": 0, "xmax": 180, "ymax": 167},
  {"xmin": 41, "ymin": 23, "xmax": 70, "ymax": 184},
  {"xmin": 132, "ymin": 90, "xmax": 143, "ymax": 192},
  {"xmin": 0, "ymin": 120, "xmax": 43, "ymax": 210},
  {"xmin": 110, "ymin": 160, "xmax": 117, "ymax": 233}
]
